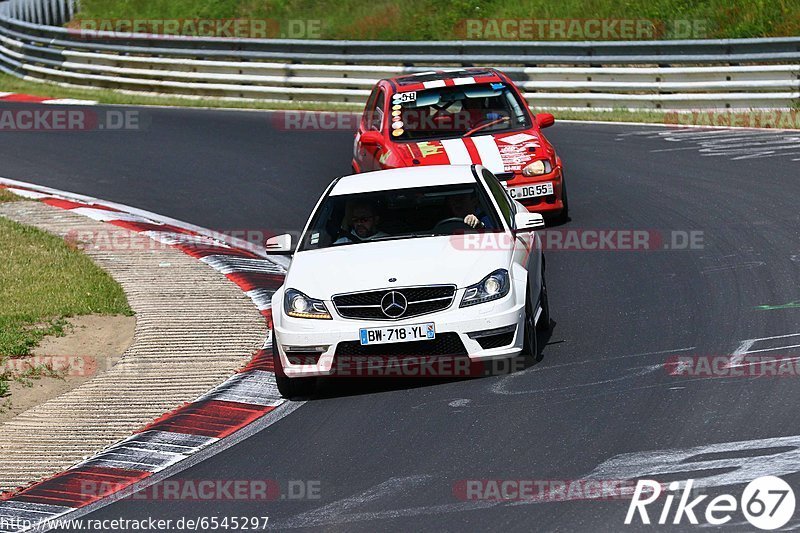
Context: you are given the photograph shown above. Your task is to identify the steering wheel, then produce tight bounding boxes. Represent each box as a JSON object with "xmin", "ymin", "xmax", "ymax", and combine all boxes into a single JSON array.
[
  {"xmin": 464, "ymin": 116, "xmax": 511, "ymax": 137},
  {"xmin": 334, "ymin": 228, "xmax": 363, "ymax": 244},
  {"xmin": 432, "ymin": 217, "xmax": 473, "ymax": 234}
]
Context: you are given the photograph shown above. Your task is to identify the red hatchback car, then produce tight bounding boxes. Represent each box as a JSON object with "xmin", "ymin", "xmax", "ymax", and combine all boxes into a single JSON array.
[{"xmin": 352, "ymin": 68, "xmax": 568, "ymax": 221}]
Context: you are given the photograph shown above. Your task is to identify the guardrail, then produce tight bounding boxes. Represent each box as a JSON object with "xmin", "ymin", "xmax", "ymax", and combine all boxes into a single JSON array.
[{"xmin": 1, "ymin": 0, "xmax": 798, "ymax": 109}]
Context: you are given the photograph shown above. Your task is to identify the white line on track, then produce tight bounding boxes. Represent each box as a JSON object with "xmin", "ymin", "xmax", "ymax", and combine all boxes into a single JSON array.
[
  {"xmin": 742, "ymin": 332, "xmax": 800, "ymax": 342},
  {"xmin": 728, "ymin": 333, "xmax": 800, "ymax": 367},
  {"xmin": 745, "ymin": 343, "xmax": 800, "ymax": 354}
]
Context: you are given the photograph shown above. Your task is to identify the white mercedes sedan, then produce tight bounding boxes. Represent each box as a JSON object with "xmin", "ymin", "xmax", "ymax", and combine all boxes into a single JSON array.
[{"xmin": 267, "ymin": 165, "xmax": 550, "ymax": 398}]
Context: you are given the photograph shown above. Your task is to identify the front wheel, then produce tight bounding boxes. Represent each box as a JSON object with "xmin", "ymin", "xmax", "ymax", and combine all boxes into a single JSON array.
[
  {"xmin": 523, "ymin": 289, "xmax": 541, "ymax": 362},
  {"xmin": 272, "ymin": 330, "xmax": 317, "ymax": 399},
  {"xmin": 537, "ymin": 267, "xmax": 551, "ymax": 332},
  {"xmin": 552, "ymin": 173, "xmax": 570, "ymax": 224},
  {"xmin": 275, "ymin": 372, "xmax": 316, "ymax": 400}
]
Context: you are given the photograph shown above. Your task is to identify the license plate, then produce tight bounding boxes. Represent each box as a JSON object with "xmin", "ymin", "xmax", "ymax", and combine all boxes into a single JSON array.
[
  {"xmin": 359, "ymin": 323, "xmax": 435, "ymax": 345},
  {"xmin": 506, "ymin": 182, "xmax": 554, "ymax": 200}
]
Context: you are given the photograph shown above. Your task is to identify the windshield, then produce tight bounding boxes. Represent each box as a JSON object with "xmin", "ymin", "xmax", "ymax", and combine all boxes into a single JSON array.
[
  {"xmin": 298, "ymin": 183, "xmax": 504, "ymax": 251},
  {"xmin": 389, "ymin": 83, "xmax": 531, "ymax": 142}
]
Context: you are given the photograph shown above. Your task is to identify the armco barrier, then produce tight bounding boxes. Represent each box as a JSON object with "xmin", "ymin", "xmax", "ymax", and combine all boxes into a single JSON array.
[{"xmin": 0, "ymin": 1, "xmax": 798, "ymax": 109}]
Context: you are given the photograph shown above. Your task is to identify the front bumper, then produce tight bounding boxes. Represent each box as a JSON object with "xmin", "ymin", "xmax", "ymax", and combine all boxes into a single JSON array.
[
  {"xmin": 273, "ymin": 287, "xmax": 526, "ymax": 378},
  {"xmin": 505, "ymin": 168, "xmax": 564, "ymax": 214}
]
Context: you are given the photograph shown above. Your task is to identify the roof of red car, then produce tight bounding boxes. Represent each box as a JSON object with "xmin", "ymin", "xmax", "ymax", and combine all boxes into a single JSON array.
[{"xmin": 385, "ymin": 68, "xmax": 506, "ymax": 92}]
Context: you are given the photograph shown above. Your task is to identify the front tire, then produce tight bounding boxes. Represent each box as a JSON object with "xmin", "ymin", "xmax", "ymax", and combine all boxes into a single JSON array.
[
  {"xmin": 537, "ymin": 267, "xmax": 551, "ymax": 332},
  {"xmin": 553, "ymin": 172, "xmax": 570, "ymax": 224},
  {"xmin": 272, "ymin": 330, "xmax": 317, "ymax": 399},
  {"xmin": 523, "ymin": 289, "xmax": 541, "ymax": 362}
]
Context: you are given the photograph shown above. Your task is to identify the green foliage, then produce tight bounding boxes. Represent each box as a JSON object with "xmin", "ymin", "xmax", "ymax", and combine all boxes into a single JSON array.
[{"xmin": 75, "ymin": 0, "xmax": 800, "ymax": 40}]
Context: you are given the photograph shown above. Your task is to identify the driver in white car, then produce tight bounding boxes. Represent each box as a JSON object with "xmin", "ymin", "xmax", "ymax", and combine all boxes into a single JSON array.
[
  {"xmin": 446, "ymin": 193, "xmax": 494, "ymax": 229},
  {"xmin": 334, "ymin": 201, "xmax": 389, "ymax": 244}
]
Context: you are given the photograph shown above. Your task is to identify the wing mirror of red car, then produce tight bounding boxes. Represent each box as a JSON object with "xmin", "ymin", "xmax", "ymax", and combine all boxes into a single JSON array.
[
  {"xmin": 536, "ymin": 113, "xmax": 555, "ymax": 129},
  {"xmin": 360, "ymin": 130, "xmax": 383, "ymax": 146}
]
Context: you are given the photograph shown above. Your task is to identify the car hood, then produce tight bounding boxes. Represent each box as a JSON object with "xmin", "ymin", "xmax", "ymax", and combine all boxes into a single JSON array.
[
  {"xmin": 397, "ymin": 131, "xmax": 548, "ymax": 174},
  {"xmin": 286, "ymin": 235, "xmax": 512, "ymax": 299}
]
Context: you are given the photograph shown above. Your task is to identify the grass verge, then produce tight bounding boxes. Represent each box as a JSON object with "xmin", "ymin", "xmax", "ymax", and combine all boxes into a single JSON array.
[
  {"xmin": 0, "ymin": 201, "xmax": 132, "ymax": 401},
  {"xmin": 73, "ymin": 0, "xmax": 800, "ymax": 41},
  {"xmin": 0, "ymin": 189, "xmax": 21, "ymax": 203}
]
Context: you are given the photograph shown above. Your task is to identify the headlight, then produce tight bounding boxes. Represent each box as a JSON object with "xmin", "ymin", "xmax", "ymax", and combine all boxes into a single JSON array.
[
  {"xmin": 284, "ymin": 289, "xmax": 332, "ymax": 319},
  {"xmin": 522, "ymin": 160, "xmax": 552, "ymax": 177},
  {"xmin": 460, "ymin": 269, "xmax": 510, "ymax": 307}
]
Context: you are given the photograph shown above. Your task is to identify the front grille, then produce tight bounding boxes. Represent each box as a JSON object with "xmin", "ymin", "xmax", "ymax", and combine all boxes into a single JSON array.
[
  {"xmin": 333, "ymin": 285, "xmax": 456, "ymax": 320},
  {"xmin": 335, "ymin": 333, "xmax": 467, "ymax": 357}
]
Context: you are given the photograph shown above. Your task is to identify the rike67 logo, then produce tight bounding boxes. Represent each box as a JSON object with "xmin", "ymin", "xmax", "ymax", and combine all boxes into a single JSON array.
[{"xmin": 626, "ymin": 476, "xmax": 795, "ymax": 530}]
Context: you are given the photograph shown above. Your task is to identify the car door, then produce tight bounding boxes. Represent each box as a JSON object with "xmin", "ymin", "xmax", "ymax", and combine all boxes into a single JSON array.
[
  {"xmin": 482, "ymin": 169, "xmax": 542, "ymax": 306},
  {"xmin": 353, "ymin": 87, "xmax": 377, "ymax": 172},
  {"xmin": 354, "ymin": 87, "xmax": 386, "ymax": 172}
]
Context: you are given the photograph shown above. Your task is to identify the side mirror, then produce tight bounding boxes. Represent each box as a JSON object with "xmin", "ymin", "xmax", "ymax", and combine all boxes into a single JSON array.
[
  {"xmin": 536, "ymin": 113, "xmax": 555, "ymax": 129},
  {"xmin": 514, "ymin": 212, "xmax": 545, "ymax": 232},
  {"xmin": 265, "ymin": 233, "xmax": 293, "ymax": 255},
  {"xmin": 359, "ymin": 130, "xmax": 383, "ymax": 146}
]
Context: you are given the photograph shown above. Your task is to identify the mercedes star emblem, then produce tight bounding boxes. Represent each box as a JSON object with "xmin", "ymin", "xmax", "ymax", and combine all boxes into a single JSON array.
[{"xmin": 380, "ymin": 291, "xmax": 408, "ymax": 318}]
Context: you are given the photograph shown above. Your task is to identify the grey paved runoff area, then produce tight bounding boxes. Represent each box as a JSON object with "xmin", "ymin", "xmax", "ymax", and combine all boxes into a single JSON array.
[{"xmin": 0, "ymin": 201, "xmax": 267, "ymax": 492}]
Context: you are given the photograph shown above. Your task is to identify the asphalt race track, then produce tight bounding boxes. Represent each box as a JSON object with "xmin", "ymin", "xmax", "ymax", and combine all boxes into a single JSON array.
[{"xmin": 2, "ymin": 104, "xmax": 800, "ymax": 531}]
